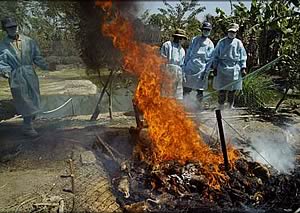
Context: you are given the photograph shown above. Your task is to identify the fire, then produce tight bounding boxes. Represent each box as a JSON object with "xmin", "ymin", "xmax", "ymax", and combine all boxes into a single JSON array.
[
  {"xmin": 95, "ymin": 0, "xmax": 112, "ymax": 13},
  {"xmin": 95, "ymin": 0, "xmax": 239, "ymax": 188}
]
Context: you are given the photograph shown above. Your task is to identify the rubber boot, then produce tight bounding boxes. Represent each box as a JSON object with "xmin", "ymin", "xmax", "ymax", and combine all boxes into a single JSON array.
[
  {"xmin": 217, "ymin": 90, "xmax": 226, "ymax": 110},
  {"xmin": 22, "ymin": 124, "xmax": 39, "ymax": 137},
  {"xmin": 22, "ymin": 116, "xmax": 39, "ymax": 138},
  {"xmin": 228, "ymin": 90, "xmax": 236, "ymax": 110},
  {"xmin": 196, "ymin": 90, "xmax": 204, "ymax": 103}
]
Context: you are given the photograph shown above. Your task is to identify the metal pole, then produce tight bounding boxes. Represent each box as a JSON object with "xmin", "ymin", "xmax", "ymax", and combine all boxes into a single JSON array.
[{"xmin": 215, "ymin": 109, "xmax": 229, "ymax": 171}]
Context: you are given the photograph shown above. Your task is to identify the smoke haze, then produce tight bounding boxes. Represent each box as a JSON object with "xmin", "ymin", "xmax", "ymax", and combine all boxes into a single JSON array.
[{"xmin": 245, "ymin": 127, "xmax": 299, "ymax": 173}]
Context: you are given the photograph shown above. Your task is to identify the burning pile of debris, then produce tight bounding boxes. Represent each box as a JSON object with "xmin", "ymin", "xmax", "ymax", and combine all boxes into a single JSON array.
[
  {"xmin": 115, "ymin": 150, "xmax": 300, "ymax": 212},
  {"xmin": 96, "ymin": 118, "xmax": 300, "ymax": 212},
  {"xmin": 112, "ymin": 113, "xmax": 300, "ymax": 212}
]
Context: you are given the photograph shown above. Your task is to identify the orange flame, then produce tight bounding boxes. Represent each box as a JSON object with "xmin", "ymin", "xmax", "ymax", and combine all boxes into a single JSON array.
[
  {"xmin": 95, "ymin": 0, "xmax": 238, "ymax": 188},
  {"xmin": 95, "ymin": 0, "xmax": 112, "ymax": 13}
]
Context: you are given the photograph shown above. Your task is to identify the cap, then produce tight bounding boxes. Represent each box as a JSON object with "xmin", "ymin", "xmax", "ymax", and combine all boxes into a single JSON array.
[
  {"xmin": 228, "ymin": 23, "xmax": 239, "ymax": 32},
  {"xmin": 202, "ymin": 22, "xmax": 212, "ymax": 30},
  {"xmin": 1, "ymin": 17, "xmax": 17, "ymax": 29}
]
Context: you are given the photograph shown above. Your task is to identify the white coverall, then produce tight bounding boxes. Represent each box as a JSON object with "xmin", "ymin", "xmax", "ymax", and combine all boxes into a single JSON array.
[
  {"xmin": 160, "ymin": 40, "xmax": 185, "ymax": 100},
  {"xmin": 212, "ymin": 37, "xmax": 247, "ymax": 91},
  {"xmin": 183, "ymin": 35, "xmax": 214, "ymax": 90}
]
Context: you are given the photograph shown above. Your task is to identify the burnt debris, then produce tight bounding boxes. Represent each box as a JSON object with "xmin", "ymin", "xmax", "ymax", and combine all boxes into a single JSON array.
[{"xmin": 114, "ymin": 157, "xmax": 300, "ymax": 212}]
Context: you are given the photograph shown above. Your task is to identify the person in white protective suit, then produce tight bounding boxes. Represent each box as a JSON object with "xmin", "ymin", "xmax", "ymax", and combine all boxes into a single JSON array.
[
  {"xmin": 160, "ymin": 29, "xmax": 187, "ymax": 100},
  {"xmin": 182, "ymin": 21, "xmax": 214, "ymax": 103},
  {"xmin": 0, "ymin": 17, "xmax": 48, "ymax": 137},
  {"xmin": 212, "ymin": 23, "xmax": 247, "ymax": 110}
]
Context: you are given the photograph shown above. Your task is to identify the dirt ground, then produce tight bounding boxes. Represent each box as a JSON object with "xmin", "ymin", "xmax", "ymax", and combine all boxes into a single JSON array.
[
  {"xmin": 0, "ymin": 112, "xmax": 136, "ymax": 212},
  {"xmin": 0, "ymin": 108, "xmax": 299, "ymax": 212}
]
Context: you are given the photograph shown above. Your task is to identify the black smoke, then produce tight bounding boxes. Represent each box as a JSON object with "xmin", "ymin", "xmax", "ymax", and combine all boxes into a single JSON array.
[{"xmin": 75, "ymin": 0, "xmax": 140, "ymax": 71}]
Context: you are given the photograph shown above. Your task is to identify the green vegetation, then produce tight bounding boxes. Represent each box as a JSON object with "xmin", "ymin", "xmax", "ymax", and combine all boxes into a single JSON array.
[
  {"xmin": 0, "ymin": 1, "xmax": 78, "ymax": 56},
  {"xmin": 141, "ymin": 0, "xmax": 205, "ymax": 42},
  {"xmin": 236, "ymin": 75, "xmax": 278, "ymax": 108},
  {"xmin": 0, "ymin": 79, "xmax": 11, "ymax": 100}
]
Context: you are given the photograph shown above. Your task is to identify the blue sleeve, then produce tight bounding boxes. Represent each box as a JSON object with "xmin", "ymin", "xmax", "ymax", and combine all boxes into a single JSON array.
[
  {"xmin": 207, "ymin": 42, "xmax": 215, "ymax": 61},
  {"xmin": 204, "ymin": 42, "xmax": 215, "ymax": 73},
  {"xmin": 211, "ymin": 41, "xmax": 221, "ymax": 69},
  {"xmin": 184, "ymin": 38, "xmax": 194, "ymax": 65},
  {"xmin": 239, "ymin": 41, "xmax": 247, "ymax": 68},
  {"xmin": 32, "ymin": 40, "xmax": 48, "ymax": 70},
  {"xmin": 0, "ymin": 51, "xmax": 12, "ymax": 77}
]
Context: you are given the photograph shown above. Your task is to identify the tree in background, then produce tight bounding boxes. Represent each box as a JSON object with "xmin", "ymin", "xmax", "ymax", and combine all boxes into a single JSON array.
[
  {"xmin": 212, "ymin": 0, "xmax": 300, "ymax": 109},
  {"xmin": 140, "ymin": 0, "xmax": 205, "ymax": 44},
  {"xmin": 274, "ymin": 3, "xmax": 300, "ymax": 110},
  {"xmin": 0, "ymin": 0, "xmax": 79, "ymax": 58},
  {"xmin": 211, "ymin": 0, "xmax": 300, "ymax": 70}
]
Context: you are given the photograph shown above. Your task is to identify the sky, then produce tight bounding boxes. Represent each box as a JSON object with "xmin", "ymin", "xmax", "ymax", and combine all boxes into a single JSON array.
[{"xmin": 136, "ymin": 1, "xmax": 252, "ymax": 20}]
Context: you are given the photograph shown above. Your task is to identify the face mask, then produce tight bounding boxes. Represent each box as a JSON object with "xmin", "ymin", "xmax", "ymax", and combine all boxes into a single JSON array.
[
  {"xmin": 6, "ymin": 26, "xmax": 18, "ymax": 39},
  {"xmin": 228, "ymin": 32, "xmax": 236, "ymax": 39},
  {"xmin": 203, "ymin": 30, "xmax": 211, "ymax": 37},
  {"xmin": 173, "ymin": 37, "xmax": 184, "ymax": 45}
]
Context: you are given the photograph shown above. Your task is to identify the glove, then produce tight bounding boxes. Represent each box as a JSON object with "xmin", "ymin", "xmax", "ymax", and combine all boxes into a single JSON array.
[{"xmin": 241, "ymin": 68, "xmax": 247, "ymax": 77}]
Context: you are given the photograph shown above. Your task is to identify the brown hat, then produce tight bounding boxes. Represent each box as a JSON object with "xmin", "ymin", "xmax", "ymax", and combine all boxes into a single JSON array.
[
  {"xmin": 172, "ymin": 29, "xmax": 187, "ymax": 39},
  {"xmin": 228, "ymin": 23, "xmax": 239, "ymax": 32}
]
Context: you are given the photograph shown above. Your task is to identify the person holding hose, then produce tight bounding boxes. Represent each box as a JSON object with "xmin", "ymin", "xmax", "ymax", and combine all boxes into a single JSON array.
[{"xmin": 0, "ymin": 17, "xmax": 48, "ymax": 137}]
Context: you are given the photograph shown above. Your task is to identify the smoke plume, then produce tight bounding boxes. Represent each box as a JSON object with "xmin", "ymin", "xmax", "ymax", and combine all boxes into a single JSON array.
[
  {"xmin": 245, "ymin": 127, "xmax": 299, "ymax": 173},
  {"xmin": 75, "ymin": 0, "xmax": 160, "ymax": 72}
]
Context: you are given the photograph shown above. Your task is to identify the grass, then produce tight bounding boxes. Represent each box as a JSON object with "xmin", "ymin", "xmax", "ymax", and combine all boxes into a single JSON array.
[
  {"xmin": 235, "ymin": 74, "xmax": 279, "ymax": 109},
  {"xmin": 0, "ymin": 79, "xmax": 11, "ymax": 99}
]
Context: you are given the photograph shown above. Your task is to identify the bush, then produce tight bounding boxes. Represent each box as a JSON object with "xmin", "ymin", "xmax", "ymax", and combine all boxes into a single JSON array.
[{"xmin": 235, "ymin": 74, "xmax": 278, "ymax": 109}]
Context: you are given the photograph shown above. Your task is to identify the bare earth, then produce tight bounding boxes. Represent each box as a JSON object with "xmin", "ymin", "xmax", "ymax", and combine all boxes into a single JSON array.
[{"xmin": 0, "ymin": 113, "xmax": 135, "ymax": 212}]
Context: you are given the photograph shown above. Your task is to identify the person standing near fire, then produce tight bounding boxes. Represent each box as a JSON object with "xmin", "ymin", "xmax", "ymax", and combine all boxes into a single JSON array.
[
  {"xmin": 182, "ymin": 21, "xmax": 214, "ymax": 104},
  {"xmin": 160, "ymin": 29, "xmax": 187, "ymax": 100},
  {"xmin": 0, "ymin": 17, "xmax": 48, "ymax": 137},
  {"xmin": 211, "ymin": 23, "xmax": 247, "ymax": 110}
]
